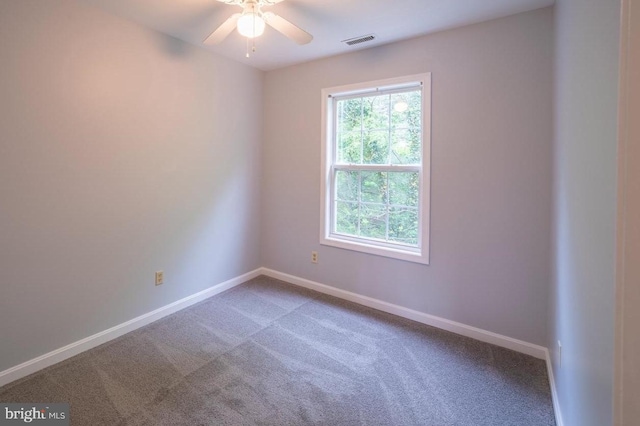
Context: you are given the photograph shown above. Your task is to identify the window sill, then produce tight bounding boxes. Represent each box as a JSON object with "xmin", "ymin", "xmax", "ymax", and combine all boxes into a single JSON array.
[{"xmin": 320, "ymin": 235, "xmax": 430, "ymax": 265}]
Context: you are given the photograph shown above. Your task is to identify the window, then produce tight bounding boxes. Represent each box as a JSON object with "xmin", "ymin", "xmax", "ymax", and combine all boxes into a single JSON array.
[{"xmin": 320, "ymin": 74, "xmax": 431, "ymax": 264}]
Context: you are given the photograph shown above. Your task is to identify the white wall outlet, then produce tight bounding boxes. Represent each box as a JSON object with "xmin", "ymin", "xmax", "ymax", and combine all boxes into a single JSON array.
[
  {"xmin": 557, "ymin": 340, "xmax": 562, "ymax": 367},
  {"xmin": 155, "ymin": 271, "xmax": 164, "ymax": 286},
  {"xmin": 311, "ymin": 251, "xmax": 318, "ymax": 264}
]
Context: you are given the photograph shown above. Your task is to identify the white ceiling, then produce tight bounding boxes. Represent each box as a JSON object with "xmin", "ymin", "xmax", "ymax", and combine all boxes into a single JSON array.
[{"xmin": 83, "ymin": 0, "xmax": 554, "ymax": 71}]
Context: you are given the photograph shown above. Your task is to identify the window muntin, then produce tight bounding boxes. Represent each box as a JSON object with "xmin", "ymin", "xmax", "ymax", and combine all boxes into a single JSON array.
[{"xmin": 321, "ymin": 74, "xmax": 431, "ymax": 264}]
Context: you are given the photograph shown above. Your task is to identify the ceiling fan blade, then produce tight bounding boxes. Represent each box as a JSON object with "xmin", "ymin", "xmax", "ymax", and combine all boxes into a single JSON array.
[
  {"xmin": 263, "ymin": 12, "xmax": 313, "ymax": 45},
  {"xmin": 216, "ymin": 0, "xmax": 242, "ymax": 4},
  {"xmin": 203, "ymin": 13, "xmax": 241, "ymax": 45},
  {"xmin": 262, "ymin": 0, "xmax": 286, "ymax": 4}
]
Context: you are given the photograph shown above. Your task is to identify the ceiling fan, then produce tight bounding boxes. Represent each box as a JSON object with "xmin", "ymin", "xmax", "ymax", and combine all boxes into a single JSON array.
[{"xmin": 204, "ymin": 0, "xmax": 313, "ymax": 49}]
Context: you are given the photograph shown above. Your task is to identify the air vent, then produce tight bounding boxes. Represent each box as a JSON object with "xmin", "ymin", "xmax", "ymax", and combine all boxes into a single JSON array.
[{"xmin": 342, "ymin": 34, "xmax": 376, "ymax": 46}]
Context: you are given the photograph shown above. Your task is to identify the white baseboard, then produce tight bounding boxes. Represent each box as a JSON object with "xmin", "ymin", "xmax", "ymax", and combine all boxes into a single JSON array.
[
  {"xmin": 0, "ymin": 268, "xmax": 262, "ymax": 388},
  {"xmin": 545, "ymin": 350, "xmax": 564, "ymax": 426},
  {"xmin": 260, "ymin": 268, "xmax": 547, "ymax": 360}
]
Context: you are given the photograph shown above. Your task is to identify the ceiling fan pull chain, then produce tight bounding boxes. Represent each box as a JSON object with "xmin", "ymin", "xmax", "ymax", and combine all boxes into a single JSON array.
[
  {"xmin": 252, "ymin": 11, "xmax": 257, "ymax": 54},
  {"xmin": 246, "ymin": 36, "xmax": 250, "ymax": 58}
]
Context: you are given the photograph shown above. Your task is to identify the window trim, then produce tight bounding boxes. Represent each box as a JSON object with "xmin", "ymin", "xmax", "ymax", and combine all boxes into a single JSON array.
[{"xmin": 320, "ymin": 73, "xmax": 432, "ymax": 265}]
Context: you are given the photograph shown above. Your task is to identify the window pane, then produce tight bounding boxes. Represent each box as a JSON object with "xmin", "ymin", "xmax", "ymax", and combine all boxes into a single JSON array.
[
  {"xmin": 336, "ymin": 170, "xmax": 358, "ymax": 202},
  {"xmin": 391, "ymin": 129, "xmax": 421, "ymax": 164},
  {"xmin": 337, "ymin": 98, "xmax": 362, "ymax": 133},
  {"xmin": 359, "ymin": 204, "xmax": 387, "ymax": 240},
  {"xmin": 335, "ymin": 201, "xmax": 358, "ymax": 235},
  {"xmin": 363, "ymin": 95, "xmax": 390, "ymax": 130},
  {"xmin": 389, "ymin": 207, "xmax": 419, "ymax": 245},
  {"xmin": 361, "ymin": 171, "xmax": 387, "ymax": 204},
  {"xmin": 391, "ymin": 90, "xmax": 421, "ymax": 129},
  {"xmin": 363, "ymin": 131, "xmax": 390, "ymax": 164},
  {"xmin": 389, "ymin": 172, "xmax": 419, "ymax": 207},
  {"xmin": 337, "ymin": 131, "xmax": 362, "ymax": 164}
]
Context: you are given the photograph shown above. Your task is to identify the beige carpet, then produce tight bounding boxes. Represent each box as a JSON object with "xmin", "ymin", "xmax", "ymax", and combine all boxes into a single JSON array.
[{"xmin": 0, "ymin": 275, "xmax": 556, "ymax": 425}]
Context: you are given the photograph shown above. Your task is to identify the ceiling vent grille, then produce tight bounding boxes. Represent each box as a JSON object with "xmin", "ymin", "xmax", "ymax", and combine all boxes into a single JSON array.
[{"xmin": 342, "ymin": 34, "xmax": 376, "ymax": 46}]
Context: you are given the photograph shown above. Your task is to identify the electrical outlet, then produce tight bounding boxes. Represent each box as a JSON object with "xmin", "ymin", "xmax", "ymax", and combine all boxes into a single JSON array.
[
  {"xmin": 557, "ymin": 340, "xmax": 562, "ymax": 367},
  {"xmin": 311, "ymin": 251, "xmax": 318, "ymax": 264},
  {"xmin": 155, "ymin": 271, "xmax": 164, "ymax": 286}
]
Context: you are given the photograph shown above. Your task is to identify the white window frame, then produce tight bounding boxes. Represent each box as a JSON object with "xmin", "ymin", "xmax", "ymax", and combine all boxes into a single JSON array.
[{"xmin": 320, "ymin": 73, "xmax": 431, "ymax": 265}]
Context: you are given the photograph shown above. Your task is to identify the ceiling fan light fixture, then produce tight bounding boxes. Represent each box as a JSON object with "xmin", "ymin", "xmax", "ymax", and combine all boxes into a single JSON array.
[
  {"xmin": 237, "ymin": 11, "xmax": 265, "ymax": 38},
  {"xmin": 204, "ymin": 0, "xmax": 313, "ymax": 49}
]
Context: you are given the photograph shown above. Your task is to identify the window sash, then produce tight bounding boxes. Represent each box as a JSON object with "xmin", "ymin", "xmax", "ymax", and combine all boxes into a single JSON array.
[
  {"xmin": 329, "ymin": 168, "xmax": 423, "ymax": 250},
  {"xmin": 333, "ymin": 164, "xmax": 421, "ymax": 172},
  {"xmin": 333, "ymin": 87, "xmax": 423, "ymax": 167}
]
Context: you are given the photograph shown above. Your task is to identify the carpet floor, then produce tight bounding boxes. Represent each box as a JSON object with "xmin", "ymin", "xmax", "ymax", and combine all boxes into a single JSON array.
[{"xmin": 0, "ymin": 276, "xmax": 556, "ymax": 425}]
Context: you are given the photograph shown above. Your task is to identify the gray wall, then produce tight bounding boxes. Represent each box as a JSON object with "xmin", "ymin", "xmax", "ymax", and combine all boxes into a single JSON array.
[
  {"xmin": 0, "ymin": 0, "xmax": 263, "ymax": 372},
  {"xmin": 262, "ymin": 8, "xmax": 553, "ymax": 346},
  {"xmin": 550, "ymin": 0, "xmax": 621, "ymax": 425}
]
